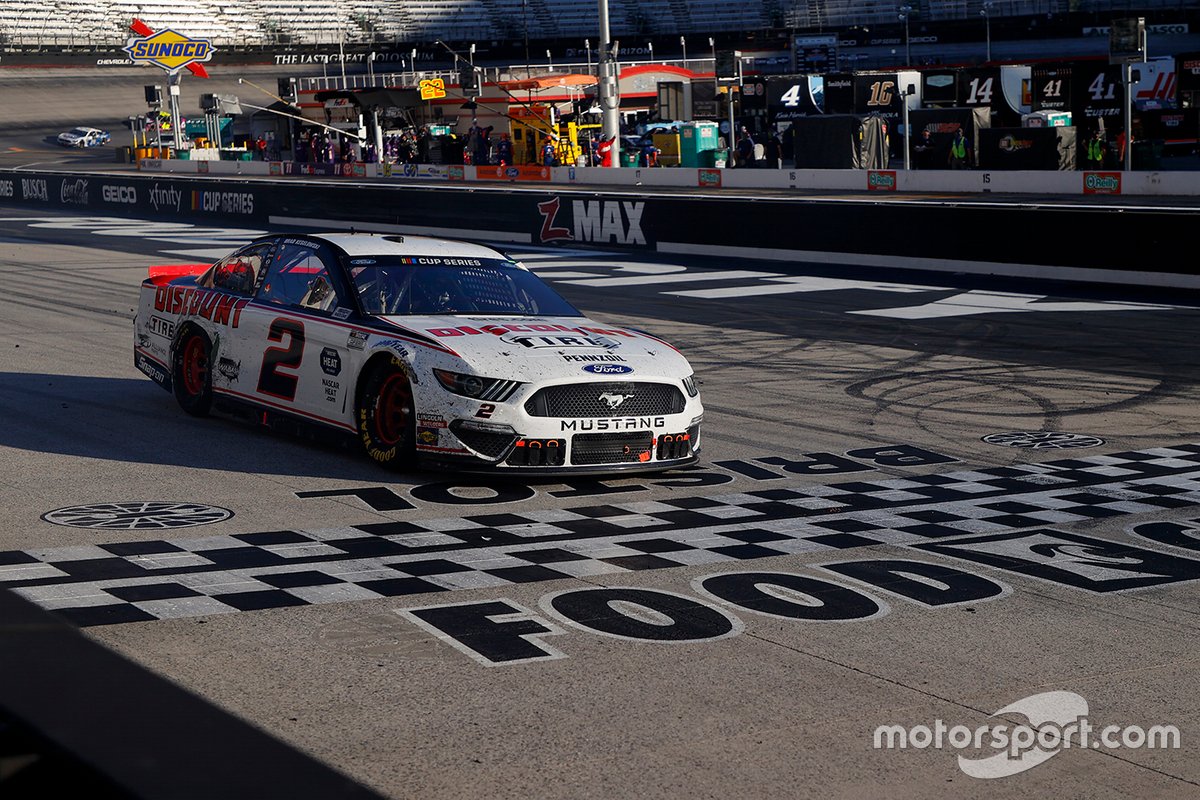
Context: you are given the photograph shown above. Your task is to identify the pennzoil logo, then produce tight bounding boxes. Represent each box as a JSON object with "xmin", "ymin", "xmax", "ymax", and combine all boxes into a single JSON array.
[{"xmin": 123, "ymin": 28, "xmax": 215, "ymax": 74}]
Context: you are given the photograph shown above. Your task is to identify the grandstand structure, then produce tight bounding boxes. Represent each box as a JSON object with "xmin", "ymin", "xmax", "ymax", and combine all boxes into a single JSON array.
[{"xmin": 2, "ymin": 1, "xmax": 1195, "ymax": 47}]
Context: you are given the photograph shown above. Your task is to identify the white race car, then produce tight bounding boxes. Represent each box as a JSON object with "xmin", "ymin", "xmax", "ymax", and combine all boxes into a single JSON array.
[
  {"xmin": 133, "ymin": 233, "xmax": 703, "ymax": 473},
  {"xmin": 57, "ymin": 127, "xmax": 111, "ymax": 147}
]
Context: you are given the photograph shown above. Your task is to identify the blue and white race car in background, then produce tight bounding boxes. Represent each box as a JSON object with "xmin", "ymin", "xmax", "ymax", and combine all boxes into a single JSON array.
[
  {"xmin": 133, "ymin": 232, "xmax": 703, "ymax": 474},
  {"xmin": 57, "ymin": 127, "xmax": 111, "ymax": 147}
]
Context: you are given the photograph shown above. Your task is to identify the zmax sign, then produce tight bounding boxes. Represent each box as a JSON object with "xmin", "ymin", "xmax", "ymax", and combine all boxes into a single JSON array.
[{"xmin": 537, "ymin": 196, "xmax": 648, "ymax": 246}]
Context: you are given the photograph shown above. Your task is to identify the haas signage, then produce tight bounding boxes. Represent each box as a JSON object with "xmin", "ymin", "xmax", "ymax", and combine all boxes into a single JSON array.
[{"xmin": 537, "ymin": 196, "xmax": 648, "ymax": 246}]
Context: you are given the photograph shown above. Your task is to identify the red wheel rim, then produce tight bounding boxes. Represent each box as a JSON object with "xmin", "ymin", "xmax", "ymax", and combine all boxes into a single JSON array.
[
  {"xmin": 374, "ymin": 374, "xmax": 411, "ymax": 446},
  {"xmin": 182, "ymin": 336, "xmax": 207, "ymax": 396}
]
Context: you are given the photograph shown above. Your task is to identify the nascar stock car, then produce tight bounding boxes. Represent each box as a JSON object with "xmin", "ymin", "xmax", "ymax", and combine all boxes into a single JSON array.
[
  {"xmin": 57, "ymin": 127, "xmax": 111, "ymax": 147},
  {"xmin": 133, "ymin": 232, "xmax": 703, "ymax": 473}
]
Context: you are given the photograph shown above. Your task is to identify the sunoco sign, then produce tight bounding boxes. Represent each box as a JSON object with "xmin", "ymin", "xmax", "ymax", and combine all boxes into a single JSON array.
[{"xmin": 123, "ymin": 28, "xmax": 215, "ymax": 74}]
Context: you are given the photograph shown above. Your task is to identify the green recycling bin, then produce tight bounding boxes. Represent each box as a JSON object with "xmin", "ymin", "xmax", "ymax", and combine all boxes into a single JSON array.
[{"xmin": 621, "ymin": 149, "xmax": 640, "ymax": 168}]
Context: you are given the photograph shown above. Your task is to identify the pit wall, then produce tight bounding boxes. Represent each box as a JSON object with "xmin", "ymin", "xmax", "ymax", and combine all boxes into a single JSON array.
[
  {"xmin": 5, "ymin": 167, "xmax": 1197, "ymax": 289},
  {"xmin": 138, "ymin": 156, "xmax": 1200, "ymax": 197}
]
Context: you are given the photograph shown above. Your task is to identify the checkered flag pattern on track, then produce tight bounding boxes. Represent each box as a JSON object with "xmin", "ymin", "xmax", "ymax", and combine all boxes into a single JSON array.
[{"xmin": 5, "ymin": 445, "xmax": 1200, "ymax": 626}]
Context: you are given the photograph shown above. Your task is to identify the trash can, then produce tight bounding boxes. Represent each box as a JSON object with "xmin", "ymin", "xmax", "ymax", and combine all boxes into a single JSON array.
[
  {"xmin": 713, "ymin": 149, "xmax": 729, "ymax": 169},
  {"xmin": 115, "ymin": 145, "xmax": 132, "ymax": 163},
  {"xmin": 621, "ymin": 150, "xmax": 640, "ymax": 168},
  {"xmin": 1132, "ymin": 139, "xmax": 1163, "ymax": 170}
]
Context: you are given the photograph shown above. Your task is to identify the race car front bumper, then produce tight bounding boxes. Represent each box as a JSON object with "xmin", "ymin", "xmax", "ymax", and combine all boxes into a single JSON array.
[{"xmin": 425, "ymin": 414, "xmax": 703, "ymax": 474}]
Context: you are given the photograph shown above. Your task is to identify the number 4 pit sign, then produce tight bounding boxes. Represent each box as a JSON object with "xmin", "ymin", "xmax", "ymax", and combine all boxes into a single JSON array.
[{"xmin": 767, "ymin": 76, "xmax": 823, "ymax": 120}]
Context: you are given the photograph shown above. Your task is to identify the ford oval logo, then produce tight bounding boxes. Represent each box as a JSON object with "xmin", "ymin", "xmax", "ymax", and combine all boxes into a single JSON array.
[{"xmin": 583, "ymin": 364, "xmax": 633, "ymax": 375}]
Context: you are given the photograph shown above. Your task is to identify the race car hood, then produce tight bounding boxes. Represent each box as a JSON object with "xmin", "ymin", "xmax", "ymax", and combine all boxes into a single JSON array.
[{"xmin": 380, "ymin": 314, "xmax": 694, "ymax": 380}]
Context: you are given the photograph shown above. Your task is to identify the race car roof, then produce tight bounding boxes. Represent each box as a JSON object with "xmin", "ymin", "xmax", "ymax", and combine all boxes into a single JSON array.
[{"xmin": 314, "ymin": 232, "xmax": 506, "ymax": 260}]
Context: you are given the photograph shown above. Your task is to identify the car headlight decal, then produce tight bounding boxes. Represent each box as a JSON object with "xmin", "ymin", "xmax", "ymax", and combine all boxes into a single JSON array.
[{"xmin": 433, "ymin": 369, "xmax": 522, "ymax": 401}]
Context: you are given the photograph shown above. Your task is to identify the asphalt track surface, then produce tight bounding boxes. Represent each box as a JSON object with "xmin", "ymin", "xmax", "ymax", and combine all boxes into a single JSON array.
[{"xmin": 3, "ymin": 206, "xmax": 1200, "ymax": 799}]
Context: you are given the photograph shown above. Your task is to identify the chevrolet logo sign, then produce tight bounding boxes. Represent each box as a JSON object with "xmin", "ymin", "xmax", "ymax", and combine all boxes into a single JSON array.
[{"xmin": 124, "ymin": 27, "xmax": 215, "ymax": 74}]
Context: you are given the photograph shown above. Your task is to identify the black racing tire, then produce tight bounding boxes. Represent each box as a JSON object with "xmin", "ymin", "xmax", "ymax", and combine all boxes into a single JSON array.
[
  {"xmin": 172, "ymin": 326, "xmax": 213, "ymax": 417},
  {"xmin": 357, "ymin": 356, "xmax": 417, "ymax": 470}
]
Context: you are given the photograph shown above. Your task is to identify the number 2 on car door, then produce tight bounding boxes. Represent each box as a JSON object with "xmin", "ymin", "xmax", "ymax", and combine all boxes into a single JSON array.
[{"xmin": 258, "ymin": 318, "xmax": 305, "ymax": 401}]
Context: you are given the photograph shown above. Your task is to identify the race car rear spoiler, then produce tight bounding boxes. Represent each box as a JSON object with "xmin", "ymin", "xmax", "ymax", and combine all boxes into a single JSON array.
[{"xmin": 146, "ymin": 263, "xmax": 211, "ymax": 286}]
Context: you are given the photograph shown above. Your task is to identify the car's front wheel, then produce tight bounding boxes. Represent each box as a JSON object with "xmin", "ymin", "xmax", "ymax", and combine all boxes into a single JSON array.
[
  {"xmin": 357, "ymin": 357, "xmax": 416, "ymax": 469},
  {"xmin": 172, "ymin": 326, "xmax": 213, "ymax": 417}
]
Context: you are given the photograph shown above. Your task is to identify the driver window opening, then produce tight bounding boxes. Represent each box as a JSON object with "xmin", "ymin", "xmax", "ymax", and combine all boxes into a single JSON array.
[
  {"xmin": 202, "ymin": 246, "xmax": 270, "ymax": 296},
  {"xmin": 259, "ymin": 244, "xmax": 341, "ymax": 313}
]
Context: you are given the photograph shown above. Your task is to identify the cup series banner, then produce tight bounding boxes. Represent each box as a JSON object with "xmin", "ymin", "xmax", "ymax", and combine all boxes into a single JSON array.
[{"xmin": 0, "ymin": 169, "xmax": 1190, "ymax": 279}]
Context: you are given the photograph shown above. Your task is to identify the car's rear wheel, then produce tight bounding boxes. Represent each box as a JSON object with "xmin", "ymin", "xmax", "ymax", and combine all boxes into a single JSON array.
[
  {"xmin": 357, "ymin": 357, "xmax": 416, "ymax": 469},
  {"xmin": 173, "ymin": 326, "xmax": 213, "ymax": 417}
]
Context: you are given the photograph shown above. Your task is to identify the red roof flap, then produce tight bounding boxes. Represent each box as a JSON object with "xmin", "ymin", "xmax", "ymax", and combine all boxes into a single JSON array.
[{"xmin": 148, "ymin": 263, "xmax": 210, "ymax": 285}]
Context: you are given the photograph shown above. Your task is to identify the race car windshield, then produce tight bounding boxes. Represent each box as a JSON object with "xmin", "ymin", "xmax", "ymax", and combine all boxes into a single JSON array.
[
  {"xmin": 69, "ymin": 128, "xmax": 90, "ymax": 136},
  {"xmin": 350, "ymin": 257, "xmax": 582, "ymax": 317}
]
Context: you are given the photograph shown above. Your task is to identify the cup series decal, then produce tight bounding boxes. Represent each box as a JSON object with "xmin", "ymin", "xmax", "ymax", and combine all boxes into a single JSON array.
[{"xmin": 191, "ymin": 190, "xmax": 254, "ymax": 214}]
